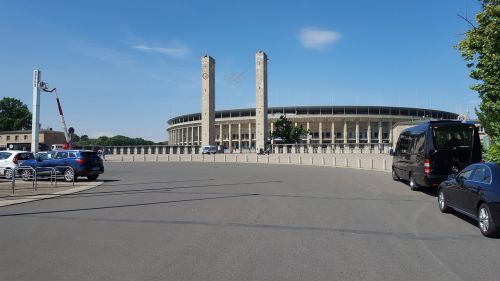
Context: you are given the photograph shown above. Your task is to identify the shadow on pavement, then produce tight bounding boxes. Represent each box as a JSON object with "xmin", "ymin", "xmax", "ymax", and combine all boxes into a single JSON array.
[{"xmin": 0, "ymin": 193, "xmax": 259, "ymax": 217}]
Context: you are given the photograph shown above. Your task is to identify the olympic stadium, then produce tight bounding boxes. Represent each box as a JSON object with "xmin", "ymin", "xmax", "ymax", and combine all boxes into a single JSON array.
[{"xmin": 167, "ymin": 105, "xmax": 458, "ymax": 153}]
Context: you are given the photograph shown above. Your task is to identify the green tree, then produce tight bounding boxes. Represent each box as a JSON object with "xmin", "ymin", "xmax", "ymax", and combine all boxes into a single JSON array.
[
  {"xmin": 456, "ymin": 0, "xmax": 500, "ymax": 160},
  {"xmin": 0, "ymin": 97, "xmax": 32, "ymax": 131},
  {"xmin": 270, "ymin": 115, "xmax": 309, "ymax": 144}
]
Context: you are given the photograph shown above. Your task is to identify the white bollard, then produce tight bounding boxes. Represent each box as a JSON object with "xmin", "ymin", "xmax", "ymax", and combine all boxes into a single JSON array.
[
  {"xmin": 288, "ymin": 156, "xmax": 291, "ymax": 164},
  {"xmin": 311, "ymin": 157, "xmax": 314, "ymax": 165},
  {"xmin": 358, "ymin": 158, "xmax": 361, "ymax": 168},
  {"xmin": 370, "ymin": 159, "xmax": 374, "ymax": 169},
  {"xmin": 190, "ymin": 155, "xmax": 193, "ymax": 162},
  {"xmin": 121, "ymin": 156, "xmax": 124, "ymax": 162},
  {"xmin": 322, "ymin": 157, "xmax": 325, "ymax": 166},
  {"xmin": 132, "ymin": 155, "xmax": 135, "ymax": 162},
  {"xmin": 345, "ymin": 158, "xmax": 348, "ymax": 167},
  {"xmin": 333, "ymin": 156, "xmax": 336, "ymax": 166},
  {"xmin": 299, "ymin": 156, "xmax": 302, "ymax": 164},
  {"xmin": 383, "ymin": 159, "xmax": 387, "ymax": 170},
  {"xmin": 267, "ymin": 156, "xmax": 269, "ymax": 163},
  {"xmin": 167, "ymin": 155, "xmax": 170, "ymax": 162},
  {"xmin": 224, "ymin": 155, "xmax": 227, "ymax": 162},
  {"xmin": 246, "ymin": 155, "xmax": 248, "ymax": 162},
  {"xmin": 156, "ymin": 155, "xmax": 159, "ymax": 162}
]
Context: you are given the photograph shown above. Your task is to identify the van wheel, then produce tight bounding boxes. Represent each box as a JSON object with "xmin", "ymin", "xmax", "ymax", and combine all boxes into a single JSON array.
[
  {"xmin": 409, "ymin": 175, "xmax": 419, "ymax": 191},
  {"xmin": 392, "ymin": 168, "xmax": 399, "ymax": 181}
]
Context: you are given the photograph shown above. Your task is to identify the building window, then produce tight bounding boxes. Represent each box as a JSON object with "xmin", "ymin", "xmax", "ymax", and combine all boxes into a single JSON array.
[
  {"xmin": 15, "ymin": 135, "xmax": 19, "ymax": 141},
  {"xmin": 24, "ymin": 135, "xmax": 28, "ymax": 140},
  {"xmin": 6, "ymin": 136, "xmax": 10, "ymax": 141}
]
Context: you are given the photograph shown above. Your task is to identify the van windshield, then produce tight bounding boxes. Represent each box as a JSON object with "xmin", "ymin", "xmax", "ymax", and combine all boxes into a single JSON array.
[{"xmin": 432, "ymin": 127, "xmax": 474, "ymax": 150}]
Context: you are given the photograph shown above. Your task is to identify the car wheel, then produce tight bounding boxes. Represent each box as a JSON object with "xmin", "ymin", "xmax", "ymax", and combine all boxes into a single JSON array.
[
  {"xmin": 63, "ymin": 168, "xmax": 75, "ymax": 182},
  {"xmin": 21, "ymin": 169, "xmax": 33, "ymax": 181},
  {"xmin": 392, "ymin": 168, "xmax": 399, "ymax": 181},
  {"xmin": 438, "ymin": 189, "xmax": 451, "ymax": 213},
  {"xmin": 87, "ymin": 174, "xmax": 99, "ymax": 181},
  {"xmin": 4, "ymin": 168, "xmax": 13, "ymax": 179},
  {"xmin": 409, "ymin": 174, "xmax": 419, "ymax": 191},
  {"xmin": 478, "ymin": 204, "xmax": 498, "ymax": 237}
]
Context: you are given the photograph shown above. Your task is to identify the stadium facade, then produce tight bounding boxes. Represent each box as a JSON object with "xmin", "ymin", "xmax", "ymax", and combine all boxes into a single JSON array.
[{"xmin": 167, "ymin": 105, "xmax": 458, "ymax": 152}]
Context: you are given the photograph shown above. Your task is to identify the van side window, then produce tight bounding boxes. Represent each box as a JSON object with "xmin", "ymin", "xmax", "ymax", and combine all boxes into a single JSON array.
[{"xmin": 398, "ymin": 134, "xmax": 410, "ymax": 154}]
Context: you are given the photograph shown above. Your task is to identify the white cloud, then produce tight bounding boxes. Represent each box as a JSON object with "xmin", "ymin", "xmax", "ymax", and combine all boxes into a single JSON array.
[
  {"xmin": 132, "ymin": 43, "xmax": 189, "ymax": 58},
  {"xmin": 298, "ymin": 27, "xmax": 341, "ymax": 50}
]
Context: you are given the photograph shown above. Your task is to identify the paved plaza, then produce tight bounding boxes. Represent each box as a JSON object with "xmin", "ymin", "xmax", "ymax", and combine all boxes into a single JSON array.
[{"xmin": 0, "ymin": 162, "xmax": 499, "ymax": 281}]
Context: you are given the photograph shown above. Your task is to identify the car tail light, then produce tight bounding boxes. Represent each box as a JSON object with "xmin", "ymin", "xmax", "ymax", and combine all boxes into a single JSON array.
[
  {"xmin": 12, "ymin": 154, "xmax": 19, "ymax": 164},
  {"xmin": 76, "ymin": 158, "xmax": 85, "ymax": 165},
  {"xmin": 424, "ymin": 159, "xmax": 430, "ymax": 175}
]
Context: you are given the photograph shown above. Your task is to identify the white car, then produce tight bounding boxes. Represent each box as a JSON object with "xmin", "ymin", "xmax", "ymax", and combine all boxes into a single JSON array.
[
  {"xmin": 0, "ymin": 150, "xmax": 34, "ymax": 179},
  {"xmin": 202, "ymin": 145, "xmax": 217, "ymax": 154}
]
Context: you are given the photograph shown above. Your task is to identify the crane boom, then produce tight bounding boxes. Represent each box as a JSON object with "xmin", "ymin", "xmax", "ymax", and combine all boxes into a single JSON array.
[{"xmin": 42, "ymin": 87, "xmax": 71, "ymax": 145}]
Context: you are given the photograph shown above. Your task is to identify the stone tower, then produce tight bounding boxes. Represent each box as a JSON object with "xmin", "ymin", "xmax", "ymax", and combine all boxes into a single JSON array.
[
  {"xmin": 201, "ymin": 55, "xmax": 215, "ymax": 146},
  {"xmin": 255, "ymin": 51, "xmax": 268, "ymax": 153}
]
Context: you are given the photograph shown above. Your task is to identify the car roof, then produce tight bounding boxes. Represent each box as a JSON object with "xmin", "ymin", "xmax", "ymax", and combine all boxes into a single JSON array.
[
  {"xmin": 52, "ymin": 149, "xmax": 95, "ymax": 153},
  {"xmin": 3, "ymin": 150, "xmax": 31, "ymax": 153}
]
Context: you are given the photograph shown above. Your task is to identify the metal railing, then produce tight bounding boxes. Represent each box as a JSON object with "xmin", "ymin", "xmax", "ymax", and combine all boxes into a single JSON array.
[{"xmin": 10, "ymin": 166, "xmax": 75, "ymax": 194}]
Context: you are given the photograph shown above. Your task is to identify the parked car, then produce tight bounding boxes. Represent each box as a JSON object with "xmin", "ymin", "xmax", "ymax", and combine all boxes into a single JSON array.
[
  {"xmin": 202, "ymin": 145, "xmax": 217, "ymax": 154},
  {"xmin": 0, "ymin": 150, "xmax": 34, "ymax": 179},
  {"xmin": 437, "ymin": 162, "xmax": 500, "ymax": 237},
  {"xmin": 22, "ymin": 150, "xmax": 104, "ymax": 182},
  {"xmin": 391, "ymin": 120, "xmax": 482, "ymax": 190}
]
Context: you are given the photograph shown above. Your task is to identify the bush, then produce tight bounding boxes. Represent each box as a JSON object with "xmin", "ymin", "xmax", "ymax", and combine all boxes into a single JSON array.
[{"xmin": 485, "ymin": 142, "xmax": 500, "ymax": 163}]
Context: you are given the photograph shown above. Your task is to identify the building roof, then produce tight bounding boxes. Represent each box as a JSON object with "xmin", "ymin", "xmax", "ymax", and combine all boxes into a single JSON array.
[
  {"xmin": 0, "ymin": 129, "xmax": 63, "ymax": 134},
  {"xmin": 167, "ymin": 105, "xmax": 458, "ymax": 125}
]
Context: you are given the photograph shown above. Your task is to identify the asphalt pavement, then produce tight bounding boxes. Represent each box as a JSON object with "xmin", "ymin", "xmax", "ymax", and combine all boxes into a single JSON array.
[{"xmin": 0, "ymin": 162, "xmax": 498, "ymax": 281}]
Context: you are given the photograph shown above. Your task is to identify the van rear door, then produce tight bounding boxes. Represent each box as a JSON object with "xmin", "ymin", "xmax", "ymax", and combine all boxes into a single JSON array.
[{"xmin": 429, "ymin": 125, "xmax": 479, "ymax": 176}]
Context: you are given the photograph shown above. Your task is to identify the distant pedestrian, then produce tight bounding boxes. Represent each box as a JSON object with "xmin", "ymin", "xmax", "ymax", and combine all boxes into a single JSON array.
[{"xmin": 102, "ymin": 148, "xmax": 106, "ymax": 161}]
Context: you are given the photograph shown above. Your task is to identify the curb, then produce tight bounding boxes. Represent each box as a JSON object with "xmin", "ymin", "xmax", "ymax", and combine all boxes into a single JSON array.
[{"xmin": 0, "ymin": 181, "xmax": 104, "ymax": 207}]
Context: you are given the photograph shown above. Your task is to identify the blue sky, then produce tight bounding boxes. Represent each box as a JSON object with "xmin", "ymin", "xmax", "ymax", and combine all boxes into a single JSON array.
[{"xmin": 0, "ymin": 0, "xmax": 482, "ymax": 141}]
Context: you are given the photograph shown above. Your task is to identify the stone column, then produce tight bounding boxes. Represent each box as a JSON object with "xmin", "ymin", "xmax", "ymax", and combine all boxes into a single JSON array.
[
  {"xmin": 201, "ymin": 55, "xmax": 216, "ymax": 146},
  {"xmin": 355, "ymin": 121, "xmax": 360, "ymax": 144},
  {"xmin": 238, "ymin": 123, "xmax": 242, "ymax": 153},
  {"xmin": 197, "ymin": 126, "xmax": 200, "ymax": 146},
  {"xmin": 248, "ymin": 122, "xmax": 252, "ymax": 150},
  {"xmin": 388, "ymin": 121, "xmax": 393, "ymax": 145},
  {"xmin": 191, "ymin": 127, "xmax": 194, "ymax": 145},
  {"xmin": 319, "ymin": 121, "xmax": 323, "ymax": 144},
  {"xmin": 270, "ymin": 122, "xmax": 274, "ymax": 145},
  {"xmin": 331, "ymin": 121, "xmax": 336, "ymax": 143},
  {"xmin": 378, "ymin": 121, "xmax": 383, "ymax": 144},
  {"xmin": 367, "ymin": 121, "xmax": 372, "ymax": 144},
  {"xmin": 255, "ymin": 51, "xmax": 268, "ymax": 153},
  {"xmin": 307, "ymin": 121, "xmax": 310, "ymax": 144},
  {"xmin": 228, "ymin": 124, "xmax": 233, "ymax": 153},
  {"xmin": 219, "ymin": 123, "xmax": 223, "ymax": 147},
  {"xmin": 343, "ymin": 121, "xmax": 348, "ymax": 144}
]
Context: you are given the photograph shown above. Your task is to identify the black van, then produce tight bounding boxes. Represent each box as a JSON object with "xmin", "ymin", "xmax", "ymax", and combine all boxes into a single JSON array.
[{"xmin": 391, "ymin": 120, "xmax": 482, "ymax": 190}]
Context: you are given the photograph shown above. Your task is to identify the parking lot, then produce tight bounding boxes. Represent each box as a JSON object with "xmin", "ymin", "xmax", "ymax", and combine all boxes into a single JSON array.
[{"xmin": 0, "ymin": 162, "xmax": 499, "ymax": 281}]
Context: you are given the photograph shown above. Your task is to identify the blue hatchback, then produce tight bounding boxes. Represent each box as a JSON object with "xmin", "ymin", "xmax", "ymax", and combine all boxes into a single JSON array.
[{"xmin": 23, "ymin": 150, "xmax": 104, "ymax": 182}]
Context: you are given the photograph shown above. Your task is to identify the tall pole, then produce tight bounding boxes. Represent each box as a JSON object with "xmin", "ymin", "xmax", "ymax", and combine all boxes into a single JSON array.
[{"xmin": 31, "ymin": 70, "xmax": 41, "ymax": 153}]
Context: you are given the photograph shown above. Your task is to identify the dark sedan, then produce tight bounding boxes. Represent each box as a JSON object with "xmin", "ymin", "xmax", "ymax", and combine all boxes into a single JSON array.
[{"xmin": 438, "ymin": 162, "xmax": 500, "ymax": 237}]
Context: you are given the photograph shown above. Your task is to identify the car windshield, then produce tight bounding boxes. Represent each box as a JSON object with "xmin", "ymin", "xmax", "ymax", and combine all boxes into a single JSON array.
[
  {"xmin": 432, "ymin": 127, "xmax": 474, "ymax": 150},
  {"xmin": 0, "ymin": 152, "xmax": 12, "ymax": 159}
]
